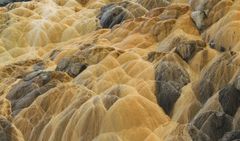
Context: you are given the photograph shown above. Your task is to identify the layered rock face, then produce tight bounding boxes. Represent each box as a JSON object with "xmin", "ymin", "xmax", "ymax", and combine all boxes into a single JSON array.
[{"xmin": 0, "ymin": 0, "xmax": 240, "ymax": 141}]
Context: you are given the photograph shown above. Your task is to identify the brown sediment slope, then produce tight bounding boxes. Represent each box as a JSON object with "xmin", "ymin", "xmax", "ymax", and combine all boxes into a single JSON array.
[{"xmin": 0, "ymin": 0, "xmax": 240, "ymax": 141}]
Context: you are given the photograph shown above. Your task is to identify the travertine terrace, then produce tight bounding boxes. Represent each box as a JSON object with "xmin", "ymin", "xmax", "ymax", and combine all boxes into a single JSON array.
[{"xmin": 0, "ymin": 0, "xmax": 240, "ymax": 141}]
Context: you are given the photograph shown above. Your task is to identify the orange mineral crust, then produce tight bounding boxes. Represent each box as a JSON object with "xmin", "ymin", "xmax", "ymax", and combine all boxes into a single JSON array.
[{"xmin": 0, "ymin": 0, "xmax": 240, "ymax": 141}]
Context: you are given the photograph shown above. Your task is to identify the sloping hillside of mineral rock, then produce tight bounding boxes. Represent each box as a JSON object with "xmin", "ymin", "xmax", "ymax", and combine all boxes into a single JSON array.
[{"xmin": 0, "ymin": 0, "xmax": 240, "ymax": 141}]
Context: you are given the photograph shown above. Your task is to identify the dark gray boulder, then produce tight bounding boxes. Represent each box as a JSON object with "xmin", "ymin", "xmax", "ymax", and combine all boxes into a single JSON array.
[
  {"xmin": 234, "ymin": 108, "xmax": 240, "ymax": 130},
  {"xmin": 0, "ymin": 0, "xmax": 11, "ymax": 7},
  {"xmin": 0, "ymin": 0, "xmax": 31, "ymax": 7},
  {"xmin": 155, "ymin": 61, "xmax": 190, "ymax": 115},
  {"xmin": 6, "ymin": 71, "xmax": 70, "ymax": 116},
  {"xmin": 219, "ymin": 85, "xmax": 240, "ymax": 116},
  {"xmin": 155, "ymin": 61, "xmax": 190, "ymax": 90},
  {"xmin": 198, "ymin": 52, "xmax": 238, "ymax": 104},
  {"xmin": 0, "ymin": 117, "xmax": 12, "ymax": 141},
  {"xmin": 55, "ymin": 57, "xmax": 88, "ymax": 77},
  {"xmin": 100, "ymin": 6, "xmax": 127, "ymax": 28},
  {"xmin": 98, "ymin": 3, "xmax": 132, "ymax": 28},
  {"xmin": 156, "ymin": 81, "xmax": 180, "ymax": 115},
  {"xmin": 219, "ymin": 131, "xmax": 240, "ymax": 141},
  {"xmin": 175, "ymin": 40, "xmax": 205, "ymax": 62},
  {"xmin": 191, "ymin": 111, "xmax": 233, "ymax": 141},
  {"xmin": 188, "ymin": 125, "xmax": 211, "ymax": 141},
  {"xmin": 98, "ymin": 1, "xmax": 147, "ymax": 28},
  {"xmin": 199, "ymin": 79, "xmax": 214, "ymax": 104}
]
